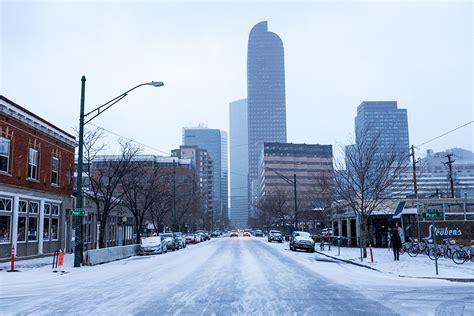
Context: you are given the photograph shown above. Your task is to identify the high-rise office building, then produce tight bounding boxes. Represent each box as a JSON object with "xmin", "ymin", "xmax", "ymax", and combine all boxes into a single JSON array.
[
  {"xmin": 354, "ymin": 101, "xmax": 410, "ymax": 162},
  {"xmin": 229, "ymin": 98, "xmax": 248, "ymax": 228},
  {"xmin": 247, "ymin": 21, "xmax": 287, "ymax": 185},
  {"xmin": 183, "ymin": 127, "xmax": 228, "ymax": 228}
]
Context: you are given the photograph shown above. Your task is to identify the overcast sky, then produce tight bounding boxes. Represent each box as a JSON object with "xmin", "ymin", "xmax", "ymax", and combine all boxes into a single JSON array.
[{"xmin": 1, "ymin": 0, "xmax": 472, "ymax": 160}]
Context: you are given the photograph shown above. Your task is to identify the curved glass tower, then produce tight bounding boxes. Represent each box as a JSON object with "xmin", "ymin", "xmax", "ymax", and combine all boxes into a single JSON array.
[{"xmin": 247, "ymin": 21, "xmax": 287, "ymax": 187}]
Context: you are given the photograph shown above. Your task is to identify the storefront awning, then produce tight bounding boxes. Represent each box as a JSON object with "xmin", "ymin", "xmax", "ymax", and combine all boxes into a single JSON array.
[{"xmin": 392, "ymin": 201, "xmax": 406, "ymax": 219}]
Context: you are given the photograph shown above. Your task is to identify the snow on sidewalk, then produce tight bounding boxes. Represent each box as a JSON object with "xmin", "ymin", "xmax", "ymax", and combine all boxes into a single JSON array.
[{"xmin": 316, "ymin": 243, "xmax": 474, "ymax": 280}]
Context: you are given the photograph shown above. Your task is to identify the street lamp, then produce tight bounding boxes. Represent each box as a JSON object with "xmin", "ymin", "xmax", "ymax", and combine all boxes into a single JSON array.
[
  {"xmin": 265, "ymin": 166, "xmax": 298, "ymax": 230},
  {"xmin": 74, "ymin": 76, "xmax": 164, "ymax": 268}
]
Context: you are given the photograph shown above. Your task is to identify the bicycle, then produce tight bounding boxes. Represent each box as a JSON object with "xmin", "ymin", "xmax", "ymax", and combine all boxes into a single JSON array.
[
  {"xmin": 452, "ymin": 246, "xmax": 474, "ymax": 264},
  {"xmin": 407, "ymin": 238, "xmax": 430, "ymax": 257}
]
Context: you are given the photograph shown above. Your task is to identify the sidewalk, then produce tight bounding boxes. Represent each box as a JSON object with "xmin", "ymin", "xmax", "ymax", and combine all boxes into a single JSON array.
[{"xmin": 316, "ymin": 243, "xmax": 474, "ymax": 281}]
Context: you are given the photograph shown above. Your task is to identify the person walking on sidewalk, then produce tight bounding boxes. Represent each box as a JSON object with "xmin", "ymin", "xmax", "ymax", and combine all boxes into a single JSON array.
[{"xmin": 390, "ymin": 229, "xmax": 402, "ymax": 261}]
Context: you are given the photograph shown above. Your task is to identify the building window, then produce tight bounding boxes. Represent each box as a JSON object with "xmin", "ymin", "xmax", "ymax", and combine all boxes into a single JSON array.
[
  {"xmin": 0, "ymin": 198, "xmax": 12, "ymax": 212},
  {"xmin": 17, "ymin": 216, "xmax": 26, "ymax": 241},
  {"xmin": 43, "ymin": 217, "xmax": 50, "ymax": 240},
  {"xmin": 51, "ymin": 157, "xmax": 59, "ymax": 185},
  {"xmin": 28, "ymin": 217, "xmax": 38, "ymax": 241},
  {"xmin": 0, "ymin": 137, "xmax": 10, "ymax": 173},
  {"xmin": 29, "ymin": 201, "xmax": 39, "ymax": 214},
  {"xmin": 19, "ymin": 200, "xmax": 27, "ymax": 213},
  {"xmin": 0, "ymin": 215, "xmax": 11, "ymax": 243},
  {"xmin": 28, "ymin": 148, "xmax": 38, "ymax": 179},
  {"xmin": 52, "ymin": 204, "xmax": 59, "ymax": 216},
  {"xmin": 44, "ymin": 203, "xmax": 51, "ymax": 215},
  {"xmin": 51, "ymin": 218, "xmax": 58, "ymax": 240}
]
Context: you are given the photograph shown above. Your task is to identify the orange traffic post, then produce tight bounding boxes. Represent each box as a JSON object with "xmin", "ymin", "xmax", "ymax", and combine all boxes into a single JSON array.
[
  {"xmin": 10, "ymin": 244, "xmax": 15, "ymax": 271},
  {"xmin": 58, "ymin": 250, "xmax": 64, "ymax": 273}
]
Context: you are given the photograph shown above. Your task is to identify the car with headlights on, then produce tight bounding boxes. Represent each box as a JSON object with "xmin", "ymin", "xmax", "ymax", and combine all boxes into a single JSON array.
[
  {"xmin": 290, "ymin": 231, "xmax": 315, "ymax": 252},
  {"xmin": 268, "ymin": 230, "xmax": 283, "ymax": 243},
  {"xmin": 230, "ymin": 230, "xmax": 239, "ymax": 237},
  {"xmin": 243, "ymin": 231, "xmax": 251, "ymax": 237},
  {"xmin": 140, "ymin": 236, "xmax": 167, "ymax": 255}
]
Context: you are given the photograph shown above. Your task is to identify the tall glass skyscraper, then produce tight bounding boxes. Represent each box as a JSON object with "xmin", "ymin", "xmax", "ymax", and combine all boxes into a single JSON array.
[
  {"xmin": 355, "ymin": 101, "xmax": 410, "ymax": 162},
  {"xmin": 247, "ymin": 21, "xmax": 287, "ymax": 187},
  {"xmin": 183, "ymin": 127, "xmax": 228, "ymax": 227},
  {"xmin": 229, "ymin": 98, "xmax": 248, "ymax": 228}
]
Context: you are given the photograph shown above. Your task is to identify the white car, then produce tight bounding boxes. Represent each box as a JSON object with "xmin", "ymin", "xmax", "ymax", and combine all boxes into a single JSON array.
[
  {"xmin": 290, "ymin": 231, "xmax": 315, "ymax": 252},
  {"xmin": 140, "ymin": 236, "xmax": 167, "ymax": 255}
]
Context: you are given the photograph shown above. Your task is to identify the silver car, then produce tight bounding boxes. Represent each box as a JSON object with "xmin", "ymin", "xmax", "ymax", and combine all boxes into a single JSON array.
[{"xmin": 140, "ymin": 236, "xmax": 168, "ymax": 255}]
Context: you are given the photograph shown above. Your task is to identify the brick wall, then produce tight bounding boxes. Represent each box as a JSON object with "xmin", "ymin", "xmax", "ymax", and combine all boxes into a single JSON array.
[{"xmin": 0, "ymin": 113, "xmax": 75, "ymax": 197}]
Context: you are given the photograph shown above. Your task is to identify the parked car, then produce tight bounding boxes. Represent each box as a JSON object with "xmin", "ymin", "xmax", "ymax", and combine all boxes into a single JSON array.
[
  {"xmin": 140, "ymin": 236, "xmax": 167, "ymax": 255},
  {"xmin": 243, "ymin": 231, "xmax": 251, "ymax": 237},
  {"xmin": 290, "ymin": 231, "xmax": 315, "ymax": 252},
  {"xmin": 254, "ymin": 230, "xmax": 264, "ymax": 237},
  {"xmin": 196, "ymin": 230, "xmax": 210, "ymax": 241},
  {"xmin": 174, "ymin": 232, "xmax": 186, "ymax": 248},
  {"xmin": 268, "ymin": 230, "xmax": 283, "ymax": 243},
  {"xmin": 185, "ymin": 233, "xmax": 198, "ymax": 244},
  {"xmin": 160, "ymin": 233, "xmax": 178, "ymax": 251},
  {"xmin": 230, "ymin": 230, "xmax": 239, "ymax": 237}
]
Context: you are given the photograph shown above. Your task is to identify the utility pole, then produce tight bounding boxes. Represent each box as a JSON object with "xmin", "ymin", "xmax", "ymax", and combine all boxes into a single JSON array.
[
  {"xmin": 293, "ymin": 174, "xmax": 298, "ymax": 230},
  {"xmin": 410, "ymin": 145, "xmax": 421, "ymax": 241},
  {"xmin": 173, "ymin": 159, "xmax": 176, "ymax": 232},
  {"xmin": 445, "ymin": 154, "xmax": 455, "ymax": 198},
  {"xmin": 410, "ymin": 145, "xmax": 418, "ymax": 197}
]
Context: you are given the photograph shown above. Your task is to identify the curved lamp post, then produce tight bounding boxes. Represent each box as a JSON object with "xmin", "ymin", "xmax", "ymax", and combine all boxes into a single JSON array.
[
  {"xmin": 74, "ymin": 76, "xmax": 164, "ymax": 267},
  {"xmin": 265, "ymin": 166, "xmax": 298, "ymax": 230}
]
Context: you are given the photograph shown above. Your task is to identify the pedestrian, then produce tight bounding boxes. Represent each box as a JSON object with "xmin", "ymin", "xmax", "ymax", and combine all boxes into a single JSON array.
[{"xmin": 390, "ymin": 228, "xmax": 402, "ymax": 261}]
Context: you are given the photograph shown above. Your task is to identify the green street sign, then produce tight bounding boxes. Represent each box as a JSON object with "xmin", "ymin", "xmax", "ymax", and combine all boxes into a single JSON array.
[
  {"xmin": 71, "ymin": 208, "xmax": 86, "ymax": 216},
  {"xmin": 422, "ymin": 208, "xmax": 444, "ymax": 220}
]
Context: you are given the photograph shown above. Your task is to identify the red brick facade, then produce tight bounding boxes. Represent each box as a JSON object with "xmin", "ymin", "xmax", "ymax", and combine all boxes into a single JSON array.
[{"xmin": 0, "ymin": 107, "xmax": 75, "ymax": 195}]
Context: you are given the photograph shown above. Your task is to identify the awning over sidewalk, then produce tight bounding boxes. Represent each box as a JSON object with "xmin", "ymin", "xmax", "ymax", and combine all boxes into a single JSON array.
[{"xmin": 392, "ymin": 204, "xmax": 418, "ymax": 219}]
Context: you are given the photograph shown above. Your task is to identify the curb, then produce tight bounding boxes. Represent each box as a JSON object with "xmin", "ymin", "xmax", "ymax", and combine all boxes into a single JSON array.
[
  {"xmin": 398, "ymin": 275, "xmax": 474, "ymax": 283},
  {"xmin": 315, "ymin": 250, "xmax": 474, "ymax": 283},
  {"xmin": 314, "ymin": 250, "xmax": 381, "ymax": 272}
]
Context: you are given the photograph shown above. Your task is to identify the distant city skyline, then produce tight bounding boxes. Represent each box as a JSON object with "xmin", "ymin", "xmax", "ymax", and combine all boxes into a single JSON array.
[
  {"xmin": 183, "ymin": 127, "xmax": 228, "ymax": 223},
  {"xmin": 1, "ymin": 1, "xmax": 472, "ymax": 160}
]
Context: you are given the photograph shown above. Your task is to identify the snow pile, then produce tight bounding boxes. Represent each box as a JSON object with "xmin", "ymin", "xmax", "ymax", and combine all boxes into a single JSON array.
[{"xmin": 316, "ymin": 244, "xmax": 474, "ymax": 279}]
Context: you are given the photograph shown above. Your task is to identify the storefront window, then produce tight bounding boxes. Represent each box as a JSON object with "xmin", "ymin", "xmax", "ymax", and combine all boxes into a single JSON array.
[
  {"xmin": 0, "ymin": 215, "xmax": 11, "ymax": 243},
  {"xmin": 18, "ymin": 216, "xmax": 26, "ymax": 241},
  {"xmin": 44, "ymin": 203, "xmax": 51, "ymax": 215},
  {"xmin": 52, "ymin": 204, "xmax": 59, "ymax": 216},
  {"xmin": 51, "ymin": 218, "xmax": 58, "ymax": 240},
  {"xmin": 28, "ymin": 217, "xmax": 38, "ymax": 241},
  {"xmin": 0, "ymin": 198, "xmax": 12, "ymax": 212},
  {"xmin": 43, "ymin": 217, "xmax": 50, "ymax": 240},
  {"xmin": 29, "ymin": 201, "xmax": 39, "ymax": 214},
  {"xmin": 19, "ymin": 201, "xmax": 27, "ymax": 213}
]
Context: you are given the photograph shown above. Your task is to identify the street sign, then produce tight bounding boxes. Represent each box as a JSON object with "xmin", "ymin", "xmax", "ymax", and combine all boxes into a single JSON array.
[
  {"xmin": 422, "ymin": 208, "xmax": 444, "ymax": 220},
  {"xmin": 71, "ymin": 208, "xmax": 86, "ymax": 216}
]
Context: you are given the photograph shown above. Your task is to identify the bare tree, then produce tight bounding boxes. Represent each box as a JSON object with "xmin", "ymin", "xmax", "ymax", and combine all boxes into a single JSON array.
[
  {"xmin": 334, "ymin": 130, "xmax": 409, "ymax": 257},
  {"xmin": 121, "ymin": 162, "xmax": 164, "ymax": 244},
  {"xmin": 256, "ymin": 190, "xmax": 292, "ymax": 232},
  {"xmin": 82, "ymin": 129, "xmax": 141, "ymax": 248}
]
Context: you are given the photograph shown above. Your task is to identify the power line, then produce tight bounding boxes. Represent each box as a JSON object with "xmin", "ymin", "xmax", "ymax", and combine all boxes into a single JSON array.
[
  {"xmin": 88, "ymin": 123, "xmax": 171, "ymax": 155},
  {"xmin": 416, "ymin": 120, "xmax": 473, "ymax": 148}
]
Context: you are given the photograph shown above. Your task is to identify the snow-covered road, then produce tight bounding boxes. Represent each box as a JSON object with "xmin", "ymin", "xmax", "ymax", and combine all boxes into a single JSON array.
[{"xmin": 1, "ymin": 237, "xmax": 473, "ymax": 315}]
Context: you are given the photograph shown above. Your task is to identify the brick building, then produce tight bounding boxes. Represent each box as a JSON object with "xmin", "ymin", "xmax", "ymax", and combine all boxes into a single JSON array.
[{"xmin": 0, "ymin": 96, "xmax": 76, "ymax": 261}]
